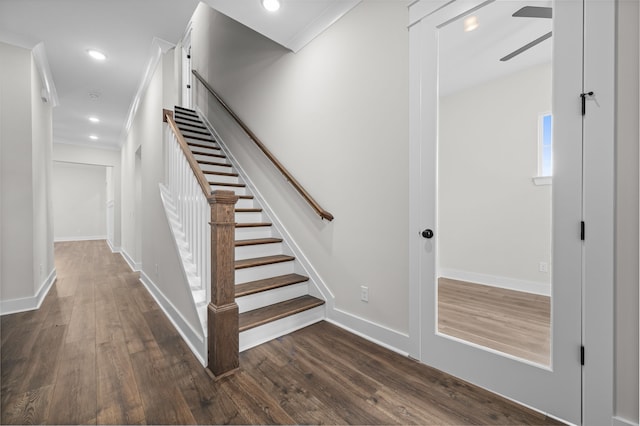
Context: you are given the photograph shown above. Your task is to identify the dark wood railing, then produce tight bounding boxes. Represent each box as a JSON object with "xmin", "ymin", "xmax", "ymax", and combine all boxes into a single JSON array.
[
  {"xmin": 191, "ymin": 70, "xmax": 335, "ymax": 222},
  {"xmin": 164, "ymin": 109, "xmax": 239, "ymax": 379}
]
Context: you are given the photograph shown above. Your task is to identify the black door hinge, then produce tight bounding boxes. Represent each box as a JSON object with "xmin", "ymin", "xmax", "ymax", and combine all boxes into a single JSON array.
[
  {"xmin": 580, "ymin": 91, "xmax": 594, "ymax": 115},
  {"xmin": 187, "ymin": 54, "xmax": 191, "ymax": 59},
  {"xmin": 580, "ymin": 221, "xmax": 585, "ymax": 241},
  {"xmin": 580, "ymin": 346, "xmax": 585, "ymax": 365},
  {"xmin": 187, "ymin": 84, "xmax": 191, "ymax": 89}
]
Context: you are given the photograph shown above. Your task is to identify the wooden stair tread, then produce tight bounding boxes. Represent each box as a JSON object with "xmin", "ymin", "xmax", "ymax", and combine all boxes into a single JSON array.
[
  {"xmin": 188, "ymin": 141, "xmax": 220, "ymax": 150},
  {"xmin": 175, "ymin": 106, "xmax": 197, "ymax": 115},
  {"xmin": 209, "ymin": 181, "xmax": 245, "ymax": 188},
  {"xmin": 183, "ymin": 133, "xmax": 216, "ymax": 143},
  {"xmin": 235, "ymin": 208, "xmax": 263, "ymax": 213},
  {"xmin": 235, "ymin": 237, "xmax": 282, "ymax": 246},
  {"xmin": 236, "ymin": 222, "xmax": 271, "ymax": 228},
  {"xmin": 204, "ymin": 170, "xmax": 239, "ymax": 177},
  {"xmin": 192, "ymin": 151, "xmax": 226, "ymax": 159},
  {"xmin": 176, "ymin": 121, "xmax": 206, "ymax": 130},
  {"xmin": 198, "ymin": 160, "xmax": 232, "ymax": 168},
  {"xmin": 235, "ymin": 273, "xmax": 309, "ymax": 298},
  {"xmin": 174, "ymin": 115, "xmax": 201, "ymax": 124},
  {"xmin": 235, "ymin": 255, "xmax": 294, "ymax": 270},
  {"xmin": 179, "ymin": 127, "xmax": 211, "ymax": 136},
  {"xmin": 239, "ymin": 295, "xmax": 324, "ymax": 332},
  {"xmin": 238, "ymin": 195, "xmax": 254, "ymax": 200}
]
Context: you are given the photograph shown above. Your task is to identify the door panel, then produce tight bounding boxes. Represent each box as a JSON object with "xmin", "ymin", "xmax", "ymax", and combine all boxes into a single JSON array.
[{"xmin": 409, "ymin": 0, "xmax": 583, "ymax": 422}]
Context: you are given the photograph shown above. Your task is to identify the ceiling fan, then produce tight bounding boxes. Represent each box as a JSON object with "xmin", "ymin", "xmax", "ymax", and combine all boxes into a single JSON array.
[{"xmin": 500, "ymin": 6, "xmax": 552, "ymax": 62}]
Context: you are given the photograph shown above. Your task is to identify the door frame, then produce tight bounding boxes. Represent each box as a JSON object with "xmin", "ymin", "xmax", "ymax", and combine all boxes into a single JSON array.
[{"xmin": 407, "ymin": 0, "xmax": 615, "ymax": 423}]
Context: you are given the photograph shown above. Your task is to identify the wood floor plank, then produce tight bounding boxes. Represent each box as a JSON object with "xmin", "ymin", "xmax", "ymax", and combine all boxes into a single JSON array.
[
  {"xmin": 47, "ymin": 340, "xmax": 97, "ymax": 425},
  {"xmin": 0, "ymin": 241, "xmax": 566, "ymax": 425},
  {"xmin": 0, "ymin": 385, "xmax": 54, "ymax": 425},
  {"xmin": 96, "ymin": 341, "xmax": 145, "ymax": 425}
]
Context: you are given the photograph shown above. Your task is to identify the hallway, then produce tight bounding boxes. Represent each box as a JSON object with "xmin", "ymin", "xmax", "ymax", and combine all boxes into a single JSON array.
[{"xmin": 1, "ymin": 240, "xmax": 561, "ymax": 425}]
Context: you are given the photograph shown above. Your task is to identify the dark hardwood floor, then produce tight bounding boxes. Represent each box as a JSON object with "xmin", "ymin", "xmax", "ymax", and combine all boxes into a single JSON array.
[{"xmin": 1, "ymin": 240, "xmax": 563, "ymax": 425}]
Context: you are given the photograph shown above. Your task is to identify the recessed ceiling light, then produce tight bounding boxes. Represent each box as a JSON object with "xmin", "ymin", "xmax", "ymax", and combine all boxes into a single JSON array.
[
  {"xmin": 464, "ymin": 15, "xmax": 479, "ymax": 32},
  {"xmin": 262, "ymin": 0, "xmax": 280, "ymax": 12},
  {"xmin": 88, "ymin": 116, "xmax": 100, "ymax": 123},
  {"xmin": 87, "ymin": 49, "xmax": 107, "ymax": 61},
  {"xmin": 89, "ymin": 135, "xmax": 98, "ymax": 140}
]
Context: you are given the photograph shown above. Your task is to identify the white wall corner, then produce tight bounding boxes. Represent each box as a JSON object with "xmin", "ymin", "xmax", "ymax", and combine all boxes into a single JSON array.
[
  {"xmin": 120, "ymin": 249, "xmax": 141, "ymax": 272},
  {"xmin": 106, "ymin": 239, "xmax": 121, "ymax": 253},
  {"xmin": 31, "ymin": 43, "xmax": 59, "ymax": 107},
  {"xmin": 139, "ymin": 271, "xmax": 206, "ymax": 365},
  {"xmin": 0, "ymin": 268, "xmax": 56, "ymax": 316},
  {"xmin": 121, "ymin": 37, "xmax": 175, "ymax": 144}
]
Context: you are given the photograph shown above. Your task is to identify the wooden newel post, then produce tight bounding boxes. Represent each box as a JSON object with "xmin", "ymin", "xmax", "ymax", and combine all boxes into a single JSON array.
[{"xmin": 207, "ymin": 190, "xmax": 239, "ymax": 378}]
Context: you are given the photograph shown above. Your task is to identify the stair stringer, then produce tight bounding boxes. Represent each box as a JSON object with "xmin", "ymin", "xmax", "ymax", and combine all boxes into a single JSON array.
[
  {"xmin": 197, "ymin": 107, "xmax": 336, "ymax": 348},
  {"xmin": 159, "ymin": 183, "xmax": 209, "ymax": 338}
]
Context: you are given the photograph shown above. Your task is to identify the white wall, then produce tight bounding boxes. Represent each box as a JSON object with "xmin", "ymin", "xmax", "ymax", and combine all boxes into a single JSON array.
[
  {"xmin": 0, "ymin": 41, "xmax": 54, "ymax": 312},
  {"xmin": 191, "ymin": 1, "xmax": 410, "ymax": 335},
  {"xmin": 52, "ymin": 143, "xmax": 121, "ymax": 249},
  {"xmin": 614, "ymin": 0, "xmax": 639, "ymax": 422},
  {"xmin": 438, "ymin": 63, "xmax": 552, "ymax": 293},
  {"xmin": 52, "ymin": 162, "xmax": 107, "ymax": 241},
  {"xmin": 120, "ymin": 47, "xmax": 202, "ymax": 338}
]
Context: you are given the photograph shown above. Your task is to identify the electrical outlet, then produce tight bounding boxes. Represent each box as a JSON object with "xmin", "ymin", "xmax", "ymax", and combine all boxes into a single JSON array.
[
  {"xmin": 539, "ymin": 262, "xmax": 549, "ymax": 273},
  {"xmin": 360, "ymin": 286, "xmax": 369, "ymax": 302}
]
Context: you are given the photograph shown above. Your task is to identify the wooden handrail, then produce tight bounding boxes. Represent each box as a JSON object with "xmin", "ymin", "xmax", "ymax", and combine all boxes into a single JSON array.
[
  {"xmin": 163, "ymin": 109, "xmax": 212, "ymax": 200},
  {"xmin": 191, "ymin": 70, "xmax": 335, "ymax": 222}
]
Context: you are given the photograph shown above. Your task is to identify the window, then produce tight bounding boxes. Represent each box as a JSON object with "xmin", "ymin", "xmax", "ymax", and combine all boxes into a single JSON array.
[{"xmin": 533, "ymin": 113, "xmax": 552, "ymax": 185}]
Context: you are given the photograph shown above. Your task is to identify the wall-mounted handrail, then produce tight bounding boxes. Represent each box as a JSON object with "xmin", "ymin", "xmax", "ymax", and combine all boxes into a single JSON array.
[
  {"xmin": 191, "ymin": 70, "xmax": 335, "ymax": 222},
  {"xmin": 164, "ymin": 109, "xmax": 212, "ymax": 199}
]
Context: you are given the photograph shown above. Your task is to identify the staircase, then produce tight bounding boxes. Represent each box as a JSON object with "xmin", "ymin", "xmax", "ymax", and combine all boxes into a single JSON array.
[{"xmin": 172, "ymin": 105, "xmax": 325, "ymax": 351}]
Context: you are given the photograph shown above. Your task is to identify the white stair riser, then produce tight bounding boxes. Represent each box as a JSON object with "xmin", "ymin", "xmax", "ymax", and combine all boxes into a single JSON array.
[
  {"xmin": 235, "ymin": 242, "xmax": 283, "ymax": 260},
  {"xmin": 204, "ymin": 174, "xmax": 239, "ymax": 185},
  {"xmin": 237, "ymin": 282, "xmax": 309, "ymax": 313},
  {"xmin": 209, "ymin": 185, "xmax": 246, "ymax": 196},
  {"xmin": 235, "ymin": 226, "xmax": 273, "ymax": 240},
  {"xmin": 239, "ymin": 305, "xmax": 324, "ymax": 352},
  {"xmin": 199, "ymin": 163, "xmax": 234, "ymax": 174},
  {"xmin": 234, "ymin": 211, "xmax": 264, "ymax": 223},
  {"xmin": 236, "ymin": 198, "xmax": 255, "ymax": 209},
  {"xmin": 235, "ymin": 261, "xmax": 294, "ymax": 284}
]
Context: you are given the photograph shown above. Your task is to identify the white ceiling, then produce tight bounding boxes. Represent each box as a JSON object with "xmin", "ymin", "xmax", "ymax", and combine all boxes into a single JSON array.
[{"xmin": 0, "ymin": 0, "xmax": 355, "ymax": 150}]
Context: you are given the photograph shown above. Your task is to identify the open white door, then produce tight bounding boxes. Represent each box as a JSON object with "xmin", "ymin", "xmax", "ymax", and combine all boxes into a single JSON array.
[{"xmin": 409, "ymin": 0, "xmax": 586, "ymax": 423}]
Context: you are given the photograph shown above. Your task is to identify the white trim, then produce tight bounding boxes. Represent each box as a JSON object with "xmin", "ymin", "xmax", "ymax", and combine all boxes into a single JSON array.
[
  {"xmin": 0, "ymin": 268, "xmax": 56, "ymax": 316},
  {"xmin": 106, "ymin": 238, "xmax": 121, "ymax": 253},
  {"xmin": 325, "ymin": 312, "xmax": 410, "ymax": 356},
  {"xmin": 121, "ymin": 37, "xmax": 175, "ymax": 144},
  {"xmin": 120, "ymin": 249, "xmax": 141, "ymax": 272},
  {"xmin": 54, "ymin": 235, "xmax": 107, "ymax": 242},
  {"xmin": 139, "ymin": 271, "xmax": 206, "ymax": 365},
  {"xmin": 532, "ymin": 176, "xmax": 552, "ymax": 186},
  {"xmin": 613, "ymin": 416, "xmax": 639, "ymax": 426},
  {"xmin": 31, "ymin": 43, "xmax": 59, "ymax": 107},
  {"xmin": 438, "ymin": 268, "xmax": 551, "ymax": 296}
]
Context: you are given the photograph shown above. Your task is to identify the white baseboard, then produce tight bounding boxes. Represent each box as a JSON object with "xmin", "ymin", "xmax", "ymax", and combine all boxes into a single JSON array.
[
  {"xmin": 0, "ymin": 268, "xmax": 57, "ymax": 316},
  {"xmin": 54, "ymin": 235, "xmax": 107, "ymax": 242},
  {"xmin": 139, "ymin": 271, "xmax": 206, "ymax": 365},
  {"xmin": 439, "ymin": 268, "xmax": 551, "ymax": 296},
  {"xmin": 106, "ymin": 239, "xmax": 121, "ymax": 253},
  {"xmin": 326, "ymin": 308, "xmax": 411, "ymax": 356},
  {"xmin": 120, "ymin": 249, "xmax": 142, "ymax": 272},
  {"xmin": 613, "ymin": 416, "xmax": 639, "ymax": 426}
]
